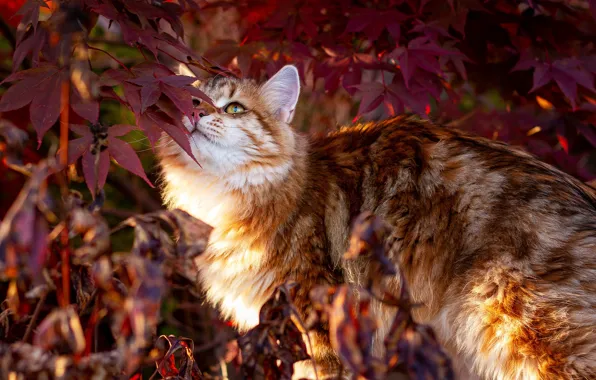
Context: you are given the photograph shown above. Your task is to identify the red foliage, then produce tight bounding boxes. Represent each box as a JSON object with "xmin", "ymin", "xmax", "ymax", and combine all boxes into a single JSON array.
[
  {"xmin": 0, "ymin": 0, "xmax": 595, "ymax": 378},
  {"xmin": 205, "ymin": 0, "xmax": 596, "ymax": 180},
  {"xmin": 2, "ymin": 0, "xmax": 595, "ymax": 193}
]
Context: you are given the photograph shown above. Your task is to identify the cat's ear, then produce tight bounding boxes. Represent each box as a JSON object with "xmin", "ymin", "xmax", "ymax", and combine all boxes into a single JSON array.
[{"xmin": 260, "ymin": 65, "xmax": 300, "ymax": 123}]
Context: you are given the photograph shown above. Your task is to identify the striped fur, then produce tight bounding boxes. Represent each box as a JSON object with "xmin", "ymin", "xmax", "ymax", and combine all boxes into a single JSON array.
[{"xmin": 157, "ymin": 65, "xmax": 596, "ymax": 379}]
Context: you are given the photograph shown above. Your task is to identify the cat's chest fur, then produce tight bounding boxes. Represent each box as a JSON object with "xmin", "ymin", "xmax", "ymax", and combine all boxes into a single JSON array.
[{"xmin": 160, "ymin": 165, "xmax": 282, "ymax": 330}]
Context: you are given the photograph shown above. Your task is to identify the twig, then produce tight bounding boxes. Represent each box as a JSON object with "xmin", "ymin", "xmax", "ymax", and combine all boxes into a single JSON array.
[
  {"xmin": 22, "ymin": 292, "xmax": 47, "ymax": 343},
  {"xmin": 157, "ymin": 46, "xmax": 188, "ymax": 64},
  {"xmin": 220, "ymin": 357, "xmax": 229, "ymax": 380},
  {"xmin": 87, "ymin": 45, "xmax": 133, "ymax": 73}
]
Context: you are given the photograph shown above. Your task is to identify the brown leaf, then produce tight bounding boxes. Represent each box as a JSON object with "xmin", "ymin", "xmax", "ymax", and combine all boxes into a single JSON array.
[
  {"xmin": 328, "ymin": 285, "xmax": 385, "ymax": 379},
  {"xmin": 239, "ymin": 283, "xmax": 309, "ymax": 380},
  {"xmin": 33, "ymin": 306, "xmax": 86, "ymax": 354},
  {"xmin": 68, "ymin": 195, "xmax": 110, "ymax": 264},
  {"xmin": 155, "ymin": 335, "xmax": 204, "ymax": 380},
  {"xmin": 0, "ymin": 161, "xmax": 54, "ymax": 279}
]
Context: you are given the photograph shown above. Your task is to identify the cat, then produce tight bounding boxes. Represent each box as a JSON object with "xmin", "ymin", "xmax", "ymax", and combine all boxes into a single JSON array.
[{"xmin": 156, "ymin": 64, "xmax": 596, "ymax": 379}]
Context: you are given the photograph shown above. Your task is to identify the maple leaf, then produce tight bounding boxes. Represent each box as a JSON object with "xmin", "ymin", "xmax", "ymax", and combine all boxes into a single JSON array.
[
  {"xmin": 344, "ymin": 7, "xmax": 406, "ymax": 41},
  {"xmin": 205, "ymin": 40, "xmax": 264, "ymax": 77},
  {"xmin": 99, "ymin": 64, "xmax": 209, "ymax": 163},
  {"xmin": 0, "ymin": 161, "xmax": 52, "ymax": 279},
  {"xmin": 14, "ymin": 0, "xmax": 47, "ymax": 44},
  {"xmin": 389, "ymin": 37, "xmax": 466, "ymax": 88},
  {"xmin": 67, "ymin": 123, "xmax": 153, "ymax": 196},
  {"xmin": 0, "ymin": 64, "xmax": 65, "ymax": 145},
  {"xmin": 353, "ymin": 82, "xmax": 388, "ymax": 115},
  {"xmin": 317, "ymin": 47, "xmax": 379, "ymax": 94},
  {"xmin": 512, "ymin": 55, "xmax": 596, "ymax": 108},
  {"xmin": 264, "ymin": 2, "xmax": 322, "ymax": 41},
  {"xmin": 352, "ymin": 76, "xmax": 430, "ymax": 117},
  {"xmin": 12, "ymin": 24, "xmax": 46, "ymax": 71}
]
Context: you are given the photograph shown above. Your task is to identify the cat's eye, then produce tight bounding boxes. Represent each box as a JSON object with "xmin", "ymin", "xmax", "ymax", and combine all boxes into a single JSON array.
[
  {"xmin": 192, "ymin": 98, "xmax": 201, "ymax": 107},
  {"xmin": 224, "ymin": 102, "xmax": 246, "ymax": 114}
]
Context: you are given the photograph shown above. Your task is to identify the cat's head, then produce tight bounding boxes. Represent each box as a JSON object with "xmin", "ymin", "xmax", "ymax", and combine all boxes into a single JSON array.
[{"xmin": 164, "ymin": 65, "xmax": 301, "ymax": 188}]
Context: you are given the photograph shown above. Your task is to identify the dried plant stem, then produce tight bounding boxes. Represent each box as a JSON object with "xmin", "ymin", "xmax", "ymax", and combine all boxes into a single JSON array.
[
  {"xmin": 22, "ymin": 292, "xmax": 47, "ymax": 343},
  {"xmin": 220, "ymin": 357, "xmax": 229, "ymax": 380}
]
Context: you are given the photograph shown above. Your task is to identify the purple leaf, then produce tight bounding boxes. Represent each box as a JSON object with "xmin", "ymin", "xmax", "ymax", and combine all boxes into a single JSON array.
[
  {"xmin": 82, "ymin": 149, "xmax": 110, "ymax": 196},
  {"xmin": 1, "ymin": 65, "xmax": 52, "ymax": 85},
  {"xmin": 529, "ymin": 64, "xmax": 552, "ymax": 92},
  {"xmin": 107, "ymin": 137, "xmax": 154, "ymax": 187},
  {"xmin": 66, "ymin": 136, "xmax": 92, "ymax": 164},
  {"xmin": 123, "ymin": 82, "xmax": 142, "ymax": 115},
  {"xmin": 353, "ymin": 82, "xmax": 386, "ymax": 115},
  {"xmin": 0, "ymin": 76, "xmax": 39, "ymax": 112},
  {"xmin": 138, "ymin": 112, "xmax": 163, "ymax": 147},
  {"xmin": 161, "ymin": 84, "xmax": 193, "ymax": 117},
  {"xmin": 554, "ymin": 75, "xmax": 578, "ymax": 107},
  {"xmin": 145, "ymin": 110, "xmax": 198, "ymax": 164},
  {"xmin": 510, "ymin": 53, "xmax": 538, "ymax": 72},
  {"xmin": 30, "ymin": 71, "xmax": 63, "ymax": 144},
  {"xmin": 140, "ymin": 80, "xmax": 162, "ymax": 112},
  {"xmin": 184, "ymin": 86, "xmax": 215, "ymax": 107},
  {"xmin": 70, "ymin": 124, "xmax": 91, "ymax": 137},
  {"xmin": 109, "ymin": 124, "xmax": 136, "ymax": 137},
  {"xmin": 160, "ymin": 75, "xmax": 198, "ymax": 87},
  {"xmin": 13, "ymin": 30, "xmax": 35, "ymax": 71},
  {"xmin": 71, "ymin": 88, "xmax": 99, "ymax": 123}
]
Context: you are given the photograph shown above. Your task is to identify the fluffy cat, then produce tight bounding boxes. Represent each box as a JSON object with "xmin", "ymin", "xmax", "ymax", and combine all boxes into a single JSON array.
[{"xmin": 156, "ymin": 65, "xmax": 596, "ymax": 379}]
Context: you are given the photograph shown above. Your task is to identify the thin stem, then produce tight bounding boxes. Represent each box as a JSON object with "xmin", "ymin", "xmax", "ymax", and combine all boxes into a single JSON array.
[
  {"xmin": 87, "ymin": 45, "xmax": 133, "ymax": 73},
  {"xmin": 138, "ymin": 45, "xmax": 149, "ymax": 62},
  {"xmin": 157, "ymin": 47, "xmax": 188, "ymax": 64},
  {"xmin": 23, "ymin": 292, "xmax": 47, "ymax": 343}
]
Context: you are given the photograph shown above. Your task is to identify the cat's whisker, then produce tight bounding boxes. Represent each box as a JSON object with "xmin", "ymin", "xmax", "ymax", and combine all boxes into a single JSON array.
[{"xmin": 134, "ymin": 139, "xmax": 178, "ymax": 153}]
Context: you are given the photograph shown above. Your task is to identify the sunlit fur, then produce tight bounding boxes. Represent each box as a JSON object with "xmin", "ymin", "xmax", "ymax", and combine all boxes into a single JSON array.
[{"xmin": 158, "ymin": 66, "xmax": 596, "ymax": 379}]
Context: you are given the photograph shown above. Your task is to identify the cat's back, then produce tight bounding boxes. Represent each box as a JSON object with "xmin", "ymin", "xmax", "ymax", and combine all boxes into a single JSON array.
[
  {"xmin": 308, "ymin": 115, "xmax": 596, "ymax": 222},
  {"xmin": 309, "ymin": 116, "xmax": 596, "ymax": 379}
]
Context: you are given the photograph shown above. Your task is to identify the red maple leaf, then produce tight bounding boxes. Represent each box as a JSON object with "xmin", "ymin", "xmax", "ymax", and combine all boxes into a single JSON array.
[
  {"xmin": 344, "ymin": 7, "xmax": 406, "ymax": 41},
  {"xmin": 0, "ymin": 64, "xmax": 65, "ymax": 145},
  {"xmin": 317, "ymin": 47, "xmax": 380, "ymax": 94},
  {"xmin": 389, "ymin": 37, "xmax": 466, "ymax": 88},
  {"xmin": 512, "ymin": 55, "xmax": 596, "ymax": 108},
  {"xmin": 98, "ymin": 64, "xmax": 210, "ymax": 163}
]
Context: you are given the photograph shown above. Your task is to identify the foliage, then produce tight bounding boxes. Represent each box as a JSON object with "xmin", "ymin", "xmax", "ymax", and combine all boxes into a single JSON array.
[
  {"xmin": 202, "ymin": 0, "xmax": 596, "ymax": 181},
  {"xmin": 0, "ymin": 0, "xmax": 595, "ymax": 379}
]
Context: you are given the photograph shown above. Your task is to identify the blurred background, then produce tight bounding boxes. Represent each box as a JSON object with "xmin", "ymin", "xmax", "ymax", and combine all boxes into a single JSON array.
[{"xmin": 0, "ymin": 0, "xmax": 595, "ymax": 378}]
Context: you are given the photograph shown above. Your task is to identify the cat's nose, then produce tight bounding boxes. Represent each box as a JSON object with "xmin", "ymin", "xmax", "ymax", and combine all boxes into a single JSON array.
[{"xmin": 192, "ymin": 107, "xmax": 208, "ymax": 124}]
